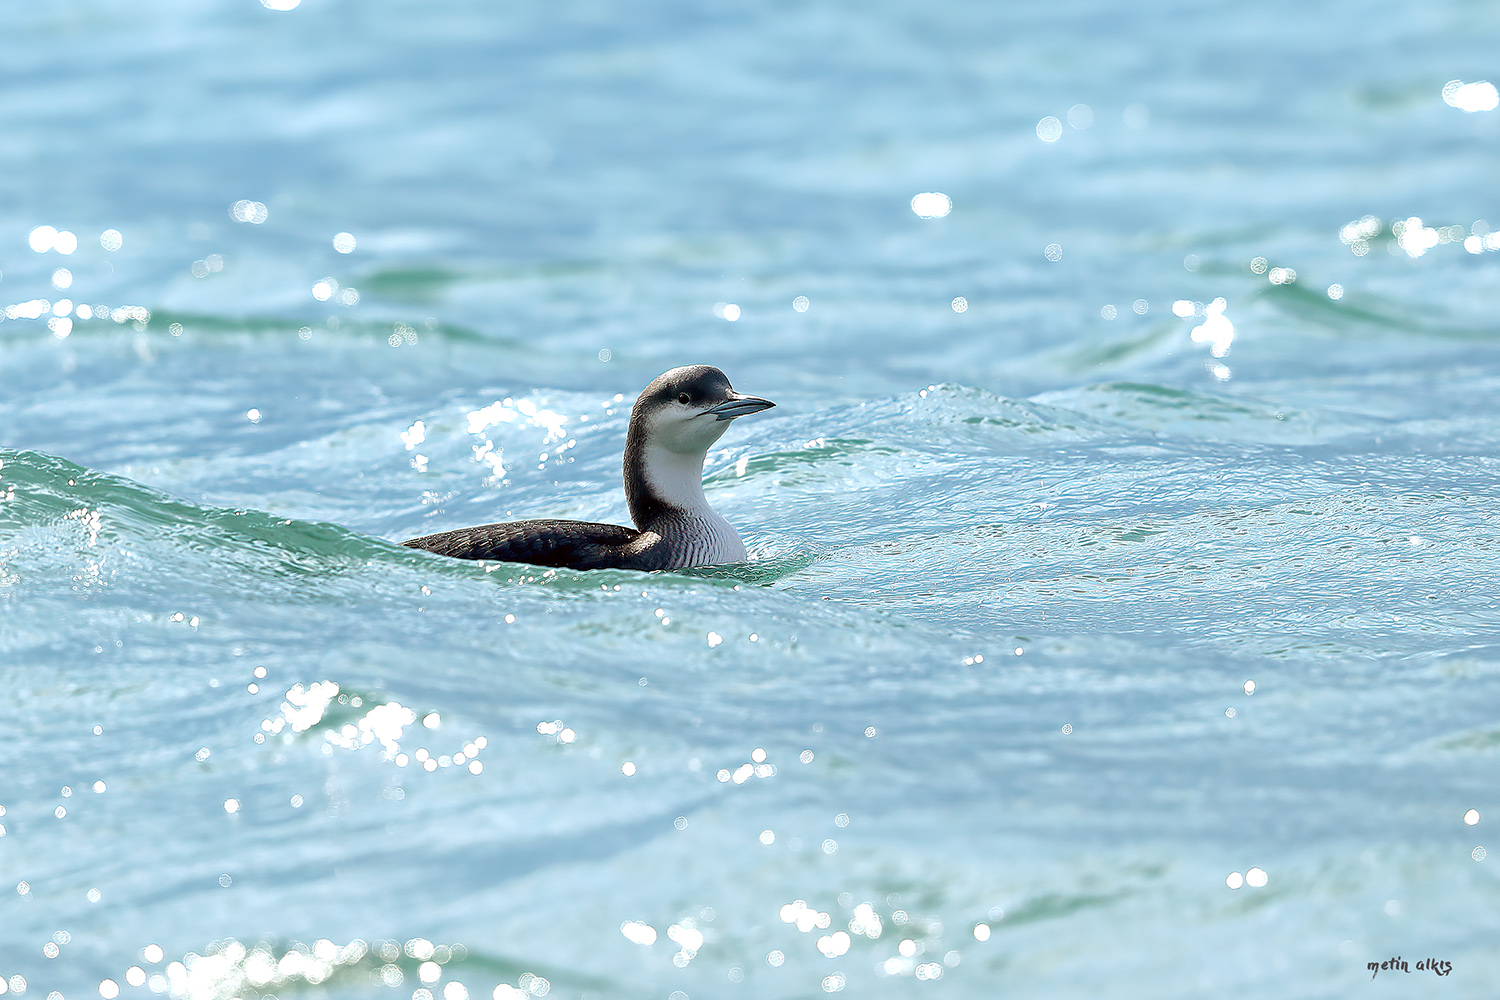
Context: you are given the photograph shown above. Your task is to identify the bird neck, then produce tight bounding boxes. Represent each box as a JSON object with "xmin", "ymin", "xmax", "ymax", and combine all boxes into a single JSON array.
[{"xmin": 625, "ymin": 437, "xmax": 715, "ymax": 529}]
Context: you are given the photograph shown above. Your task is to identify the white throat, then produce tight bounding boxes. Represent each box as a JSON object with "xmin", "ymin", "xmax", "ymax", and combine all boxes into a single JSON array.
[
  {"xmin": 637, "ymin": 441, "xmax": 717, "ymax": 517},
  {"xmin": 634, "ymin": 440, "xmax": 747, "ymax": 564}
]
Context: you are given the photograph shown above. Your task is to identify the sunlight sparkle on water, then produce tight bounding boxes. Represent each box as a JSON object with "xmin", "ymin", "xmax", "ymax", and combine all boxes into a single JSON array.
[
  {"xmin": 230, "ymin": 200, "xmax": 269, "ymax": 224},
  {"xmin": 332, "ymin": 701, "xmax": 419, "ymax": 752},
  {"xmin": 535, "ymin": 720, "xmax": 575, "ymax": 744},
  {"xmin": 401, "ymin": 420, "xmax": 426, "ymax": 450},
  {"xmin": 1394, "ymin": 217, "xmax": 1440, "ymax": 258},
  {"xmin": 910, "ymin": 192, "xmax": 951, "ymax": 218},
  {"xmin": 111, "ymin": 937, "xmax": 499, "ymax": 999},
  {"xmin": 467, "ymin": 397, "xmax": 569, "ymax": 443},
  {"xmin": 1036, "ymin": 116, "xmax": 1063, "ymax": 142},
  {"xmin": 667, "ymin": 921, "xmax": 704, "ymax": 964},
  {"xmin": 780, "ymin": 900, "xmax": 832, "ymax": 933},
  {"xmin": 1443, "ymin": 79, "xmax": 1499, "ymax": 112},
  {"xmin": 1189, "ymin": 298, "xmax": 1234, "ymax": 357},
  {"xmin": 621, "ymin": 921, "xmax": 657, "ymax": 945},
  {"xmin": 29, "ymin": 226, "xmax": 78, "ymax": 254},
  {"xmin": 817, "ymin": 930, "xmax": 851, "ymax": 957},
  {"xmin": 1339, "ymin": 215, "xmax": 1382, "ymax": 255},
  {"xmin": 6, "ymin": 299, "xmax": 49, "ymax": 320},
  {"xmin": 268, "ymin": 681, "xmax": 340, "ymax": 733},
  {"xmin": 849, "ymin": 903, "xmax": 882, "ymax": 938}
]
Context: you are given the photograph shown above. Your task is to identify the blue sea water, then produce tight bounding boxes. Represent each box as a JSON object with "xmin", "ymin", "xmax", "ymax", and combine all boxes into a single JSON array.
[{"xmin": 3, "ymin": 0, "xmax": 1500, "ymax": 997}]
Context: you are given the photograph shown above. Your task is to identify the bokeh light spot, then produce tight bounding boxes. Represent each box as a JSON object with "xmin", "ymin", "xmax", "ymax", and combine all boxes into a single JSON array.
[
  {"xmin": 230, "ymin": 200, "xmax": 269, "ymax": 224},
  {"xmin": 910, "ymin": 192, "xmax": 952, "ymax": 218},
  {"xmin": 621, "ymin": 921, "xmax": 657, "ymax": 945},
  {"xmin": 1443, "ymin": 79, "xmax": 1499, "ymax": 112}
]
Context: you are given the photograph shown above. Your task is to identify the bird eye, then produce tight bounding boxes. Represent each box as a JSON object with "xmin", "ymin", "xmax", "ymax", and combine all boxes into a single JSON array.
[{"xmin": 677, "ymin": 392, "xmax": 691, "ymax": 405}]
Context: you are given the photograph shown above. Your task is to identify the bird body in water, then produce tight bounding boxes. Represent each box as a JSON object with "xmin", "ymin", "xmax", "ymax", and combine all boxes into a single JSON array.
[{"xmin": 402, "ymin": 366, "xmax": 774, "ymax": 570}]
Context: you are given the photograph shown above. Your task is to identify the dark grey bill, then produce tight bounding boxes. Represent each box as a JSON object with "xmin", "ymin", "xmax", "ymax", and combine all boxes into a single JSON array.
[{"xmin": 707, "ymin": 394, "xmax": 776, "ymax": 421}]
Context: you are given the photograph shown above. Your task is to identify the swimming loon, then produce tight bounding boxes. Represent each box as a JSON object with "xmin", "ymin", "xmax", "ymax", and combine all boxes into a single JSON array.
[{"xmin": 402, "ymin": 365, "xmax": 774, "ymax": 570}]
